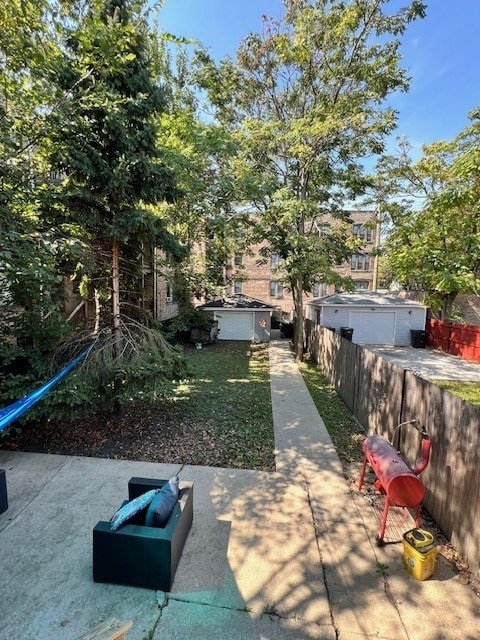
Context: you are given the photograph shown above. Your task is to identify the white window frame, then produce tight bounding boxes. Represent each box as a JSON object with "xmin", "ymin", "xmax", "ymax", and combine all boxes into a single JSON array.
[
  {"xmin": 234, "ymin": 280, "xmax": 243, "ymax": 294},
  {"xmin": 270, "ymin": 254, "xmax": 284, "ymax": 269},
  {"xmin": 166, "ymin": 281, "xmax": 173, "ymax": 303},
  {"xmin": 351, "ymin": 254, "xmax": 371, "ymax": 271},
  {"xmin": 312, "ymin": 282, "xmax": 328, "ymax": 298},
  {"xmin": 352, "ymin": 224, "xmax": 373, "ymax": 243},
  {"xmin": 269, "ymin": 280, "xmax": 284, "ymax": 298}
]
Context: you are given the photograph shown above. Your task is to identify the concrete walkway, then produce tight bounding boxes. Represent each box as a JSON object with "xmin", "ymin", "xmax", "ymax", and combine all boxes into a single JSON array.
[
  {"xmin": 0, "ymin": 341, "xmax": 478, "ymax": 639},
  {"xmin": 366, "ymin": 345, "xmax": 480, "ymax": 381}
]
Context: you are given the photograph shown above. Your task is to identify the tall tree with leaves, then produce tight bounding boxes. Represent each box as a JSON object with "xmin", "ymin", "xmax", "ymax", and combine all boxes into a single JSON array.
[
  {"xmin": 196, "ymin": 0, "xmax": 426, "ymax": 359},
  {"xmin": 0, "ymin": 1, "xmax": 80, "ymax": 405},
  {"xmin": 45, "ymin": 0, "xmax": 181, "ymax": 345},
  {"xmin": 151, "ymin": 42, "xmax": 255, "ymax": 329},
  {"xmin": 376, "ymin": 111, "xmax": 480, "ymax": 320}
]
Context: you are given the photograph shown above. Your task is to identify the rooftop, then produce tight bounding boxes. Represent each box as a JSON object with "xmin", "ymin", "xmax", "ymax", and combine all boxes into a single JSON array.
[
  {"xmin": 201, "ymin": 295, "xmax": 274, "ymax": 310},
  {"xmin": 308, "ymin": 291, "xmax": 426, "ymax": 307}
]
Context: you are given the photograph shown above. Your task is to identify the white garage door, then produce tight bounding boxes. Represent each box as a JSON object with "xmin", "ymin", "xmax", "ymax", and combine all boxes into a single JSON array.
[
  {"xmin": 349, "ymin": 310, "xmax": 396, "ymax": 345},
  {"xmin": 216, "ymin": 312, "xmax": 254, "ymax": 341}
]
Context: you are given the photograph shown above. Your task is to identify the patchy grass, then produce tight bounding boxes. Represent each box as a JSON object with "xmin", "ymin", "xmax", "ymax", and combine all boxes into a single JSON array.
[
  {"xmin": 173, "ymin": 341, "xmax": 275, "ymax": 469},
  {"xmin": 1, "ymin": 341, "xmax": 275, "ymax": 471},
  {"xmin": 431, "ymin": 380, "xmax": 480, "ymax": 406},
  {"xmin": 298, "ymin": 360, "xmax": 365, "ymax": 465}
]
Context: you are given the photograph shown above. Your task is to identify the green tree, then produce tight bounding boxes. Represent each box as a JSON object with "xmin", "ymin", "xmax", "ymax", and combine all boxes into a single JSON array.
[
  {"xmin": 376, "ymin": 113, "xmax": 480, "ymax": 320},
  {"xmin": 0, "ymin": 1, "xmax": 187, "ymax": 418},
  {"xmin": 45, "ymin": 0, "xmax": 180, "ymax": 335},
  {"xmin": 153, "ymin": 44, "xmax": 253, "ymax": 325},
  {"xmin": 196, "ymin": 0, "xmax": 426, "ymax": 359},
  {"xmin": 0, "ymin": 1, "xmax": 81, "ymax": 404}
]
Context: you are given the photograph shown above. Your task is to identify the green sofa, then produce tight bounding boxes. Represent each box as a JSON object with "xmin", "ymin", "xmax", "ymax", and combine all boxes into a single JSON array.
[{"xmin": 92, "ymin": 477, "xmax": 193, "ymax": 591}]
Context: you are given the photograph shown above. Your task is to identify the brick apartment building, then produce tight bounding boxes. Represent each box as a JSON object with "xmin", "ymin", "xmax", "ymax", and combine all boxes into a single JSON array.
[{"xmin": 226, "ymin": 210, "xmax": 378, "ymax": 318}]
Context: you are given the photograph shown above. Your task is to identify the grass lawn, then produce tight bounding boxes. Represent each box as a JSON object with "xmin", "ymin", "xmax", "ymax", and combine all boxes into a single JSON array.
[
  {"xmin": 431, "ymin": 380, "xmax": 480, "ymax": 406},
  {"xmin": 172, "ymin": 340, "xmax": 275, "ymax": 470},
  {"xmin": 1, "ymin": 340, "xmax": 276, "ymax": 471},
  {"xmin": 3, "ymin": 341, "xmax": 364, "ymax": 472}
]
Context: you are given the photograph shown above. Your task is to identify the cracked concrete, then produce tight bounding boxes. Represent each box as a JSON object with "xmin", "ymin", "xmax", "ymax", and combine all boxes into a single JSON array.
[{"xmin": 0, "ymin": 341, "xmax": 479, "ymax": 639}]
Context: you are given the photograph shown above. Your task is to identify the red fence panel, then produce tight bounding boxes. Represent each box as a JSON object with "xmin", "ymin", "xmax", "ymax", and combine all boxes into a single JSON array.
[
  {"xmin": 426, "ymin": 318, "xmax": 450, "ymax": 351},
  {"xmin": 426, "ymin": 318, "xmax": 480, "ymax": 363}
]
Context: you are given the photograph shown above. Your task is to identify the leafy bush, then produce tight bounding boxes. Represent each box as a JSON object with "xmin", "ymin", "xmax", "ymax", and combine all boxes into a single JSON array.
[
  {"xmin": 40, "ymin": 320, "xmax": 188, "ymax": 419},
  {"xmin": 0, "ymin": 319, "xmax": 188, "ymax": 426}
]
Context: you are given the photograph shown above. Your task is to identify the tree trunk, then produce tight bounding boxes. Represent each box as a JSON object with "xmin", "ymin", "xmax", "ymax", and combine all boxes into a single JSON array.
[
  {"xmin": 111, "ymin": 237, "xmax": 121, "ymax": 362},
  {"xmin": 441, "ymin": 292, "xmax": 458, "ymax": 322},
  {"xmin": 293, "ymin": 184, "xmax": 307, "ymax": 362},
  {"xmin": 94, "ymin": 288, "xmax": 101, "ymax": 334},
  {"xmin": 292, "ymin": 276, "xmax": 304, "ymax": 361}
]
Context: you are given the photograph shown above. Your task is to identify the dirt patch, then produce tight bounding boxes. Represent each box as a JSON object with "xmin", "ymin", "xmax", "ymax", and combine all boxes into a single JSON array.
[{"xmin": 0, "ymin": 399, "xmax": 265, "ymax": 469}]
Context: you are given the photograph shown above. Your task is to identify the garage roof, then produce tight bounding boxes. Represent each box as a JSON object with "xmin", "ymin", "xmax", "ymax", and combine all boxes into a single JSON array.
[
  {"xmin": 201, "ymin": 294, "xmax": 274, "ymax": 310},
  {"xmin": 308, "ymin": 292, "xmax": 425, "ymax": 308}
]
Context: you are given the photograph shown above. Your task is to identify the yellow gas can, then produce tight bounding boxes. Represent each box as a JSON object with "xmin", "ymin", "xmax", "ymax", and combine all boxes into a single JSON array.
[{"xmin": 402, "ymin": 528, "xmax": 437, "ymax": 581}]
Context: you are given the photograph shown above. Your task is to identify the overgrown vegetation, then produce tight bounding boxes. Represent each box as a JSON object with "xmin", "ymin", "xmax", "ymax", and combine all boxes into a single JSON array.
[
  {"xmin": 2, "ymin": 342, "xmax": 275, "ymax": 471},
  {"xmin": 0, "ymin": 0, "xmax": 188, "ymax": 416}
]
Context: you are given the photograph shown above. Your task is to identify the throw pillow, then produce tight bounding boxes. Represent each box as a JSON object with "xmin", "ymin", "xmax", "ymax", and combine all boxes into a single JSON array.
[
  {"xmin": 110, "ymin": 489, "xmax": 159, "ymax": 531},
  {"xmin": 144, "ymin": 476, "xmax": 179, "ymax": 527}
]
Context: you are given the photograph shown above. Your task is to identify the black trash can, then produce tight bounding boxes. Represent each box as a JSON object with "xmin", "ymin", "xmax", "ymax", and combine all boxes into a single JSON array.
[
  {"xmin": 340, "ymin": 327, "xmax": 354, "ymax": 341},
  {"xmin": 280, "ymin": 322, "xmax": 294, "ymax": 339},
  {"xmin": 411, "ymin": 329, "xmax": 428, "ymax": 348}
]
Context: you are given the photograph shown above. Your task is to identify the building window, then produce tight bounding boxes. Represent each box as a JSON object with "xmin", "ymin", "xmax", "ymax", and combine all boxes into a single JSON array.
[
  {"xmin": 234, "ymin": 280, "xmax": 243, "ymax": 294},
  {"xmin": 269, "ymin": 280, "xmax": 284, "ymax": 298},
  {"xmin": 312, "ymin": 282, "xmax": 328, "ymax": 298},
  {"xmin": 355, "ymin": 280, "xmax": 370, "ymax": 290},
  {"xmin": 234, "ymin": 253, "xmax": 243, "ymax": 266},
  {"xmin": 351, "ymin": 254, "xmax": 371, "ymax": 271},
  {"xmin": 166, "ymin": 281, "xmax": 173, "ymax": 302},
  {"xmin": 270, "ymin": 254, "xmax": 284, "ymax": 269},
  {"xmin": 352, "ymin": 224, "xmax": 373, "ymax": 243},
  {"xmin": 314, "ymin": 222, "xmax": 330, "ymax": 237}
]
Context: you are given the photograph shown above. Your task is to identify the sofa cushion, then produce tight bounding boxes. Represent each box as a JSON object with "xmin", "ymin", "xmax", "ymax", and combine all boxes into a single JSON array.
[{"xmin": 144, "ymin": 476, "xmax": 179, "ymax": 527}]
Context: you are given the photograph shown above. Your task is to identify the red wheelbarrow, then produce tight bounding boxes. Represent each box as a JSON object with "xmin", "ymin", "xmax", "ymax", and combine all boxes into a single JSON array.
[{"xmin": 358, "ymin": 420, "xmax": 431, "ymax": 545}]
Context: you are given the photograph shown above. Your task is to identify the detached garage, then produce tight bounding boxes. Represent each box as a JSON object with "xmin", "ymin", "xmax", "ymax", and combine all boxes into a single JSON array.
[
  {"xmin": 306, "ymin": 292, "xmax": 427, "ymax": 346},
  {"xmin": 200, "ymin": 295, "xmax": 273, "ymax": 342}
]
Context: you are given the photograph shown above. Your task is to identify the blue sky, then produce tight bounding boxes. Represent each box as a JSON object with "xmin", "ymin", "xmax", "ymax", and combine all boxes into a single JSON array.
[{"xmin": 159, "ymin": 0, "xmax": 480, "ymax": 155}]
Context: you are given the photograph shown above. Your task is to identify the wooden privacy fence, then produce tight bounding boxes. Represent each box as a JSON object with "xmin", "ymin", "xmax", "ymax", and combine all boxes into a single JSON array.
[
  {"xmin": 304, "ymin": 319, "xmax": 480, "ymax": 577},
  {"xmin": 427, "ymin": 318, "xmax": 480, "ymax": 363}
]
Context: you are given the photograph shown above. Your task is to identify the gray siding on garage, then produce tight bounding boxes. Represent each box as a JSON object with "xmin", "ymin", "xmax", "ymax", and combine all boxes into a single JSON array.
[
  {"xmin": 309, "ymin": 303, "xmax": 426, "ymax": 346},
  {"xmin": 319, "ymin": 307, "xmax": 350, "ymax": 328},
  {"xmin": 394, "ymin": 308, "xmax": 426, "ymax": 345},
  {"xmin": 254, "ymin": 310, "xmax": 272, "ymax": 343}
]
